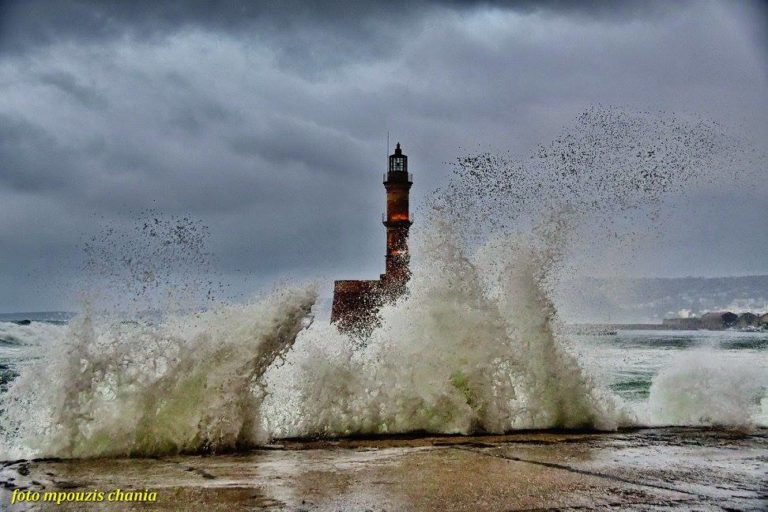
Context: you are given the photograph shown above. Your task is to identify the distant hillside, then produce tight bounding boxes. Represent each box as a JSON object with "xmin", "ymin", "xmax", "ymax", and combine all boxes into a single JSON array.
[
  {"xmin": 556, "ymin": 275, "xmax": 768, "ymax": 324},
  {"xmin": 0, "ymin": 311, "xmax": 74, "ymax": 323}
]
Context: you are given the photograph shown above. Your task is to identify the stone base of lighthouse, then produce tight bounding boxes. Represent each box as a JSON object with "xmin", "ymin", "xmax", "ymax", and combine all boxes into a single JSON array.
[
  {"xmin": 330, "ymin": 279, "xmax": 383, "ymax": 332},
  {"xmin": 331, "ymin": 266, "xmax": 410, "ymax": 333}
]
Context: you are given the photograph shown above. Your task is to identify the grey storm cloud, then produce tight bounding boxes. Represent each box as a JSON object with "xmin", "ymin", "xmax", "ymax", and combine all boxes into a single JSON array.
[
  {"xmin": 36, "ymin": 71, "xmax": 109, "ymax": 110},
  {"xmin": 0, "ymin": 1, "xmax": 689, "ymax": 42},
  {"xmin": 0, "ymin": 0, "xmax": 766, "ymax": 312}
]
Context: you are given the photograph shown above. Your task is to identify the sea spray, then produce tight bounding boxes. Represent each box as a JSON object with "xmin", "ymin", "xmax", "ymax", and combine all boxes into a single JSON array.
[
  {"xmin": 1, "ymin": 107, "xmax": 764, "ymax": 458},
  {"xmin": 411, "ymin": 106, "xmax": 763, "ymax": 429},
  {"xmin": 81, "ymin": 211, "xmax": 223, "ymax": 317},
  {"xmin": 261, "ymin": 222, "xmax": 629, "ymax": 438},
  {"xmin": 0, "ymin": 285, "xmax": 317, "ymax": 458}
]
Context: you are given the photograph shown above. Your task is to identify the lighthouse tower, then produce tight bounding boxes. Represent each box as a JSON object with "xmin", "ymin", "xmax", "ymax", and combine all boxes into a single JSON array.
[
  {"xmin": 330, "ymin": 142, "xmax": 414, "ymax": 331},
  {"xmin": 381, "ymin": 143, "xmax": 413, "ymax": 296}
]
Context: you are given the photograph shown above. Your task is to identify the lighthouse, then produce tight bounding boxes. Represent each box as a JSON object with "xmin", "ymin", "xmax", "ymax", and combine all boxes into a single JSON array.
[
  {"xmin": 331, "ymin": 142, "xmax": 413, "ymax": 332},
  {"xmin": 381, "ymin": 143, "xmax": 413, "ymax": 295}
]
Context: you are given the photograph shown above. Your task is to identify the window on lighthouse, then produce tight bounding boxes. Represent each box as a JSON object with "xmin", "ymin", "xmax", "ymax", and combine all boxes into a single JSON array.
[{"xmin": 391, "ymin": 157, "xmax": 404, "ymax": 172}]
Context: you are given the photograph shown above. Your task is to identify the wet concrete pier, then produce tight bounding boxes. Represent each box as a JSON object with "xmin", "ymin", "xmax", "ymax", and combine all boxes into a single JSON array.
[{"xmin": 2, "ymin": 428, "xmax": 766, "ymax": 511}]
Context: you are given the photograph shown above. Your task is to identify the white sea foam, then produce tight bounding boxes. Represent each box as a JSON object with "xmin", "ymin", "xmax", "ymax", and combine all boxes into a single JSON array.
[
  {"xmin": 262, "ymin": 226, "xmax": 630, "ymax": 439},
  {"xmin": 0, "ymin": 285, "xmax": 316, "ymax": 458},
  {"xmin": 646, "ymin": 351, "xmax": 768, "ymax": 427},
  {"xmin": 0, "ymin": 321, "xmax": 67, "ymax": 346}
]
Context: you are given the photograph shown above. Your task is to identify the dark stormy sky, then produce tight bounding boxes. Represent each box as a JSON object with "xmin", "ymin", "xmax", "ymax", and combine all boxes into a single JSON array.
[{"xmin": 1, "ymin": 0, "xmax": 767, "ymax": 312}]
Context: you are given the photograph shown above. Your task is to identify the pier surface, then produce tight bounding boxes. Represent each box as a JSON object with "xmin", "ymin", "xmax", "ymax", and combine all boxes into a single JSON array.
[{"xmin": 2, "ymin": 428, "xmax": 766, "ymax": 511}]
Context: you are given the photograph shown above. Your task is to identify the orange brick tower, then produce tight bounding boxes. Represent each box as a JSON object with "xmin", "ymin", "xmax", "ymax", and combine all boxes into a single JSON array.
[
  {"xmin": 331, "ymin": 143, "xmax": 413, "ymax": 331},
  {"xmin": 381, "ymin": 143, "xmax": 413, "ymax": 296}
]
